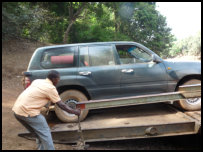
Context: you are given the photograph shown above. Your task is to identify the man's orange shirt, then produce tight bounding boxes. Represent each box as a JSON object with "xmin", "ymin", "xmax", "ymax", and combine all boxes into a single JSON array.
[{"xmin": 12, "ymin": 78, "xmax": 61, "ymax": 117}]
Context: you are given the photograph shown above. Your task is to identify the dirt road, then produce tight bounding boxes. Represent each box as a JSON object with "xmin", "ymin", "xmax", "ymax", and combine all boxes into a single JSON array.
[{"xmin": 2, "ymin": 39, "xmax": 73, "ymax": 150}]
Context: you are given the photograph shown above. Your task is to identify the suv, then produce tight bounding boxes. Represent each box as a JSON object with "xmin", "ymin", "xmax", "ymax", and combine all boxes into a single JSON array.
[{"xmin": 23, "ymin": 41, "xmax": 201, "ymax": 122}]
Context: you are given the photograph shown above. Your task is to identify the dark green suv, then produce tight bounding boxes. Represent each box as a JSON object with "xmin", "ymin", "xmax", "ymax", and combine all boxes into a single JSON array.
[{"xmin": 23, "ymin": 41, "xmax": 201, "ymax": 122}]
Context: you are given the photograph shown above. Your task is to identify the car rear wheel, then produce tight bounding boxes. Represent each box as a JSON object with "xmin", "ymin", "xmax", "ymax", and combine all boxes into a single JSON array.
[
  {"xmin": 175, "ymin": 79, "xmax": 201, "ymax": 111},
  {"xmin": 55, "ymin": 90, "xmax": 89, "ymax": 122}
]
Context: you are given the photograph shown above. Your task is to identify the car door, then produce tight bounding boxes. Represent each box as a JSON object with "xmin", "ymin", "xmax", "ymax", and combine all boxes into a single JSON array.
[
  {"xmin": 115, "ymin": 44, "xmax": 168, "ymax": 97},
  {"xmin": 77, "ymin": 44, "xmax": 120, "ymax": 99}
]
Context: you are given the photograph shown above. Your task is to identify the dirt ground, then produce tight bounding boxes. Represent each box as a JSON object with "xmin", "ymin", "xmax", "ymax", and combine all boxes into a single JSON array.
[
  {"xmin": 2, "ymin": 39, "xmax": 74, "ymax": 150},
  {"xmin": 2, "ymin": 39, "xmax": 201, "ymax": 150}
]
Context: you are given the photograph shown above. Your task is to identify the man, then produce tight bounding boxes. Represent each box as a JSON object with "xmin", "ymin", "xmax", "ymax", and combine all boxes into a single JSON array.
[{"xmin": 12, "ymin": 70, "xmax": 80, "ymax": 150}]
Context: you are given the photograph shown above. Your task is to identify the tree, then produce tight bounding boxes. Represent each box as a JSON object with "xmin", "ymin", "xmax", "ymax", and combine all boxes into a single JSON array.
[
  {"xmin": 63, "ymin": 2, "xmax": 88, "ymax": 43},
  {"xmin": 103, "ymin": 2, "xmax": 122, "ymax": 39},
  {"xmin": 118, "ymin": 2, "xmax": 174, "ymax": 56},
  {"xmin": 2, "ymin": 2, "xmax": 175, "ymax": 57},
  {"xmin": 69, "ymin": 2, "xmax": 132, "ymax": 43},
  {"xmin": 2, "ymin": 2, "xmax": 32, "ymax": 39},
  {"xmin": 100, "ymin": 2, "xmax": 174, "ymax": 57},
  {"xmin": 2, "ymin": 2, "xmax": 53, "ymax": 41},
  {"xmin": 36, "ymin": 2, "xmax": 90, "ymax": 44},
  {"xmin": 169, "ymin": 31, "xmax": 201, "ymax": 57}
]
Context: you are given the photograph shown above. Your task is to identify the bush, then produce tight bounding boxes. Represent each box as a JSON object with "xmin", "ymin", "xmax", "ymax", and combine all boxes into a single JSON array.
[{"xmin": 169, "ymin": 31, "xmax": 201, "ymax": 58}]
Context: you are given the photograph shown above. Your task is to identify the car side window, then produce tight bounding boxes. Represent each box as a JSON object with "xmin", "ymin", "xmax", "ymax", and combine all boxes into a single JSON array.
[
  {"xmin": 116, "ymin": 45, "xmax": 152, "ymax": 64},
  {"xmin": 79, "ymin": 46, "xmax": 90, "ymax": 67},
  {"xmin": 41, "ymin": 46, "xmax": 78, "ymax": 69},
  {"xmin": 88, "ymin": 45, "xmax": 116, "ymax": 67}
]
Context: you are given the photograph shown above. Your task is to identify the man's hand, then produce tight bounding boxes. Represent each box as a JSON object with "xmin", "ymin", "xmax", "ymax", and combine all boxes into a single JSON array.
[
  {"xmin": 74, "ymin": 109, "xmax": 81, "ymax": 116},
  {"xmin": 56, "ymin": 100, "xmax": 81, "ymax": 116}
]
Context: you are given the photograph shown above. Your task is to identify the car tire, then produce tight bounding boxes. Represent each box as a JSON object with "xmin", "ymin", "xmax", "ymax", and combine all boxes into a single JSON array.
[
  {"xmin": 175, "ymin": 79, "xmax": 201, "ymax": 111},
  {"xmin": 55, "ymin": 90, "xmax": 89, "ymax": 123}
]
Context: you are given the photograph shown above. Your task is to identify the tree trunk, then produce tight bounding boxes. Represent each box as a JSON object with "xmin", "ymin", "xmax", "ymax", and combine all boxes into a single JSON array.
[
  {"xmin": 113, "ymin": 4, "xmax": 120, "ymax": 40},
  {"xmin": 63, "ymin": 20, "xmax": 74, "ymax": 44},
  {"xmin": 63, "ymin": 3, "xmax": 87, "ymax": 44}
]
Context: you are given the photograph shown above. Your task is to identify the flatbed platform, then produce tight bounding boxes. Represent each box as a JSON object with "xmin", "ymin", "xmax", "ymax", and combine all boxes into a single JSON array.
[{"xmin": 19, "ymin": 103, "xmax": 201, "ymax": 144}]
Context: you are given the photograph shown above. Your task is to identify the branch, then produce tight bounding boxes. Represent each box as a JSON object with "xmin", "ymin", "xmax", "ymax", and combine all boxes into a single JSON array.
[
  {"xmin": 63, "ymin": 3, "xmax": 89, "ymax": 43},
  {"xmin": 72, "ymin": 2, "xmax": 87, "ymax": 21},
  {"xmin": 69, "ymin": 2, "xmax": 73, "ymax": 20}
]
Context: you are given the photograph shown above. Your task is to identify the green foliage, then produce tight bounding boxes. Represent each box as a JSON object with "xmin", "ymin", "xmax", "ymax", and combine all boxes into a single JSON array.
[
  {"xmin": 2, "ymin": 2, "xmax": 31, "ymax": 39},
  {"xmin": 69, "ymin": 3, "xmax": 132, "ymax": 43},
  {"xmin": 2, "ymin": 2, "xmax": 176, "ymax": 57},
  {"xmin": 2, "ymin": 2, "xmax": 53, "ymax": 41},
  {"xmin": 169, "ymin": 31, "xmax": 201, "ymax": 57},
  {"xmin": 117, "ymin": 2, "xmax": 174, "ymax": 57}
]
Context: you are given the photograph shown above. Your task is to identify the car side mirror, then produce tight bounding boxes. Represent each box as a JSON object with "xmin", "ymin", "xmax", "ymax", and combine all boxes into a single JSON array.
[{"xmin": 152, "ymin": 54, "xmax": 162, "ymax": 63}]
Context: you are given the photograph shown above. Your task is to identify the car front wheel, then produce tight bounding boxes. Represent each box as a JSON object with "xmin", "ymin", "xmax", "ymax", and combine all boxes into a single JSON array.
[{"xmin": 176, "ymin": 79, "xmax": 201, "ymax": 111}]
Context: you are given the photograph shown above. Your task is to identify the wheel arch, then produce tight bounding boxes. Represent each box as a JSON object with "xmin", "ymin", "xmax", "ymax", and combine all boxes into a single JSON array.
[
  {"xmin": 175, "ymin": 74, "xmax": 201, "ymax": 91},
  {"xmin": 57, "ymin": 85, "xmax": 91, "ymax": 100}
]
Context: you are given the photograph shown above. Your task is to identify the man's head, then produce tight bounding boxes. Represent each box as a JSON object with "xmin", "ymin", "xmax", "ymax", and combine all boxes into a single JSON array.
[{"xmin": 47, "ymin": 70, "xmax": 60, "ymax": 86}]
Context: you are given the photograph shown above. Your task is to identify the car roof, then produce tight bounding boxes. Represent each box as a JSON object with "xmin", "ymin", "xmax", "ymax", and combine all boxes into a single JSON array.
[{"xmin": 37, "ymin": 41, "xmax": 140, "ymax": 50}]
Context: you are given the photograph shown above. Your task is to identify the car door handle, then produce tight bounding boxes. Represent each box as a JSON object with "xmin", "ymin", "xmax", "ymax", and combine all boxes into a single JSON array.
[
  {"xmin": 79, "ymin": 71, "xmax": 91, "ymax": 76},
  {"xmin": 121, "ymin": 69, "xmax": 134, "ymax": 73}
]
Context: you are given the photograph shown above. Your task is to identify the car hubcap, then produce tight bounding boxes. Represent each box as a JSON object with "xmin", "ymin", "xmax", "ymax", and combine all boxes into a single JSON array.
[
  {"xmin": 63, "ymin": 99, "xmax": 78, "ymax": 117},
  {"xmin": 185, "ymin": 97, "xmax": 201, "ymax": 105}
]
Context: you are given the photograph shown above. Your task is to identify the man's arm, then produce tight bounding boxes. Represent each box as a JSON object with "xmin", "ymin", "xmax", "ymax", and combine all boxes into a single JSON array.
[{"xmin": 56, "ymin": 100, "xmax": 81, "ymax": 116}]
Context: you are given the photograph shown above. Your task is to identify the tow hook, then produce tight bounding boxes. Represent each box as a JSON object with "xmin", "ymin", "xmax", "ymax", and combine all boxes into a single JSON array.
[{"xmin": 67, "ymin": 100, "xmax": 89, "ymax": 150}]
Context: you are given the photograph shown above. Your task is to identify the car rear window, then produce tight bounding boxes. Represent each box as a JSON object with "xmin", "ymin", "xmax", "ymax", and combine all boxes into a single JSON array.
[{"xmin": 41, "ymin": 46, "xmax": 78, "ymax": 69}]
